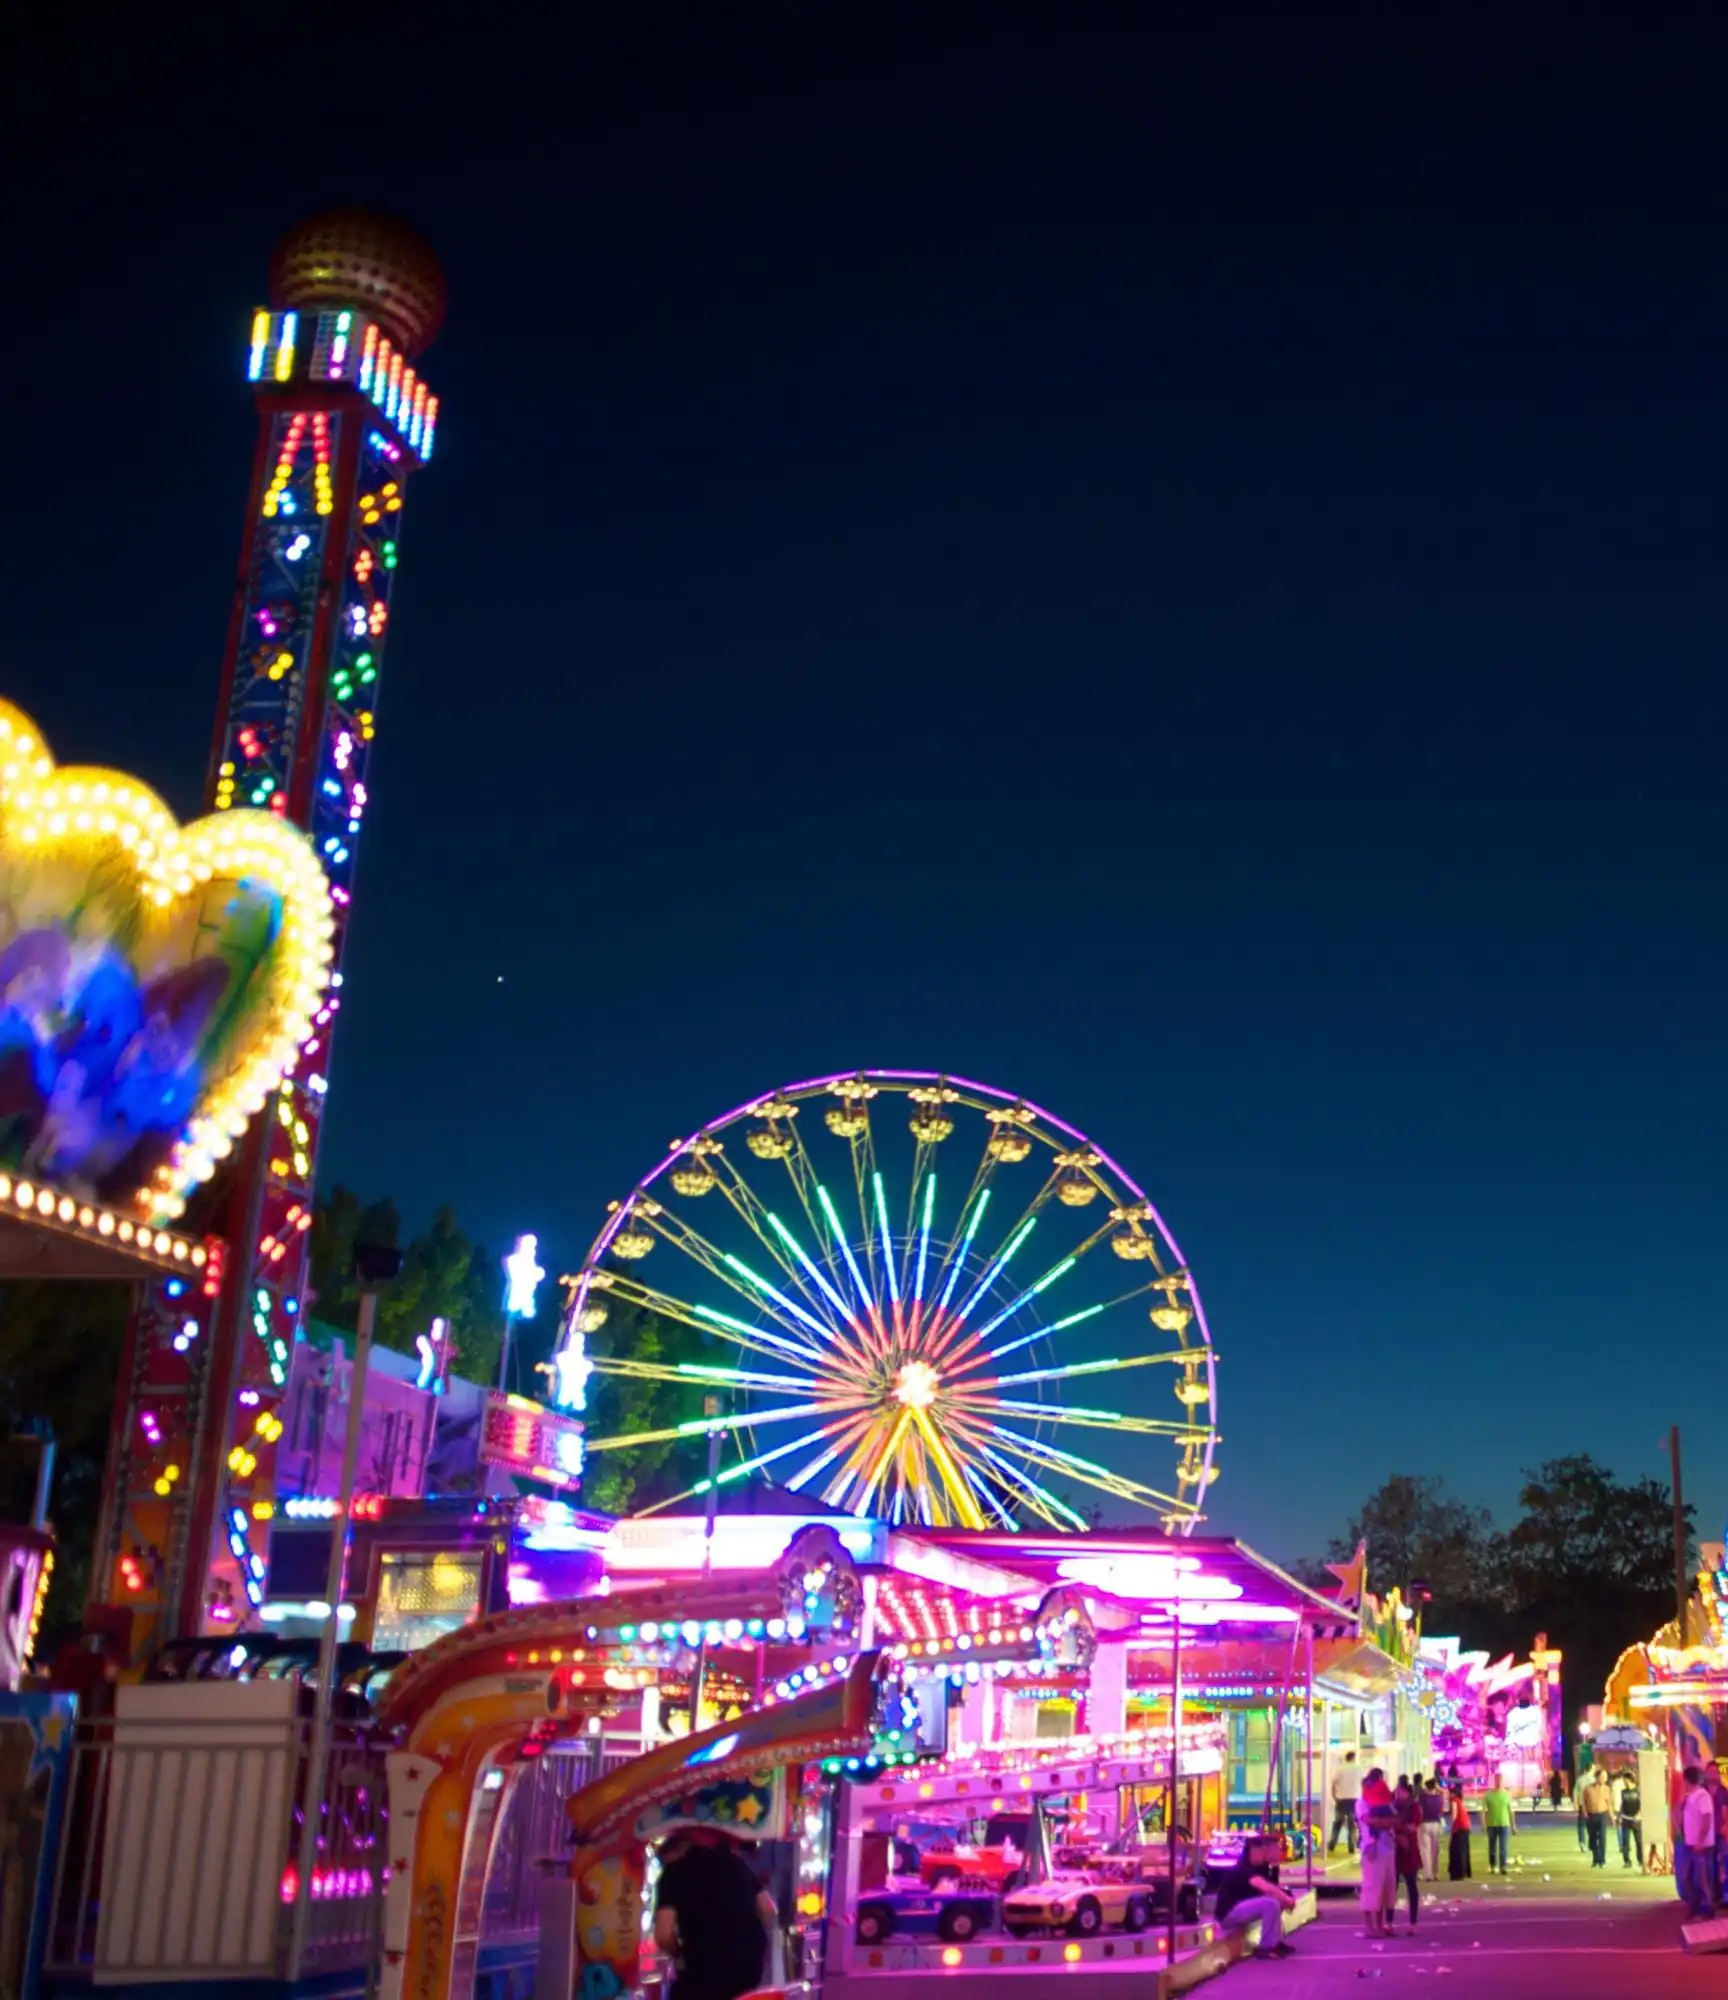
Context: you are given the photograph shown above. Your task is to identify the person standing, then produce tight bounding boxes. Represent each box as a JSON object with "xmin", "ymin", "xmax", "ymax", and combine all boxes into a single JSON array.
[
  {"xmin": 653, "ymin": 1826, "xmax": 778, "ymax": 2000},
  {"xmin": 1548, "ymin": 1769, "xmax": 1565, "ymax": 1812},
  {"xmin": 1329, "ymin": 1752, "xmax": 1362, "ymax": 1855},
  {"xmin": 1447, "ymin": 1786, "xmax": 1473, "ymax": 1881},
  {"xmin": 1483, "ymin": 1777, "xmax": 1513, "ymax": 1875},
  {"xmin": 1680, "ymin": 1767, "xmax": 1718, "ymax": 1921},
  {"xmin": 1357, "ymin": 1769, "xmax": 1398, "ymax": 1938},
  {"xmin": 1418, "ymin": 1777, "xmax": 1445, "ymax": 1881},
  {"xmin": 1392, "ymin": 1777, "xmax": 1423, "ymax": 1931},
  {"xmin": 1617, "ymin": 1772, "xmax": 1643, "ymax": 1871},
  {"xmin": 1707, "ymin": 1765, "xmax": 1728, "ymax": 1910},
  {"xmin": 1581, "ymin": 1770, "xmax": 1613, "ymax": 1869}
]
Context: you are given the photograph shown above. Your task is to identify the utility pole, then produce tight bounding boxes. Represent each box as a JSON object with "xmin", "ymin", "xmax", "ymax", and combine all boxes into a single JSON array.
[
  {"xmin": 690, "ymin": 1395, "xmax": 725, "ymax": 1730},
  {"xmin": 1670, "ymin": 1426, "xmax": 1690, "ymax": 1648}
]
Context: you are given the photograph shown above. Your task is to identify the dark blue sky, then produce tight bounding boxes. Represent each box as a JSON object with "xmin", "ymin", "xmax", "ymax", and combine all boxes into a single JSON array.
[{"xmin": 1, "ymin": 8, "xmax": 1723, "ymax": 1566}]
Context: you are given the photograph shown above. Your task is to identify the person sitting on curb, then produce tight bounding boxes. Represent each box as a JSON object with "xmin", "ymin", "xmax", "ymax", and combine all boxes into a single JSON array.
[{"xmin": 1213, "ymin": 1831, "xmax": 1298, "ymax": 1961}]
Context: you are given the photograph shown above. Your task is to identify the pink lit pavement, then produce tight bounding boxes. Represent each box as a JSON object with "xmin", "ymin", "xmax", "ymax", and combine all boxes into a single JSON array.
[{"xmin": 1227, "ymin": 1822, "xmax": 1713, "ymax": 1997}]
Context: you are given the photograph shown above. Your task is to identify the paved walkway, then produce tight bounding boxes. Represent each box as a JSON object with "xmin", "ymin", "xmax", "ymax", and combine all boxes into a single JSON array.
[{"xmin": 1234, "ymin": 1824, "xmax": 1710, "ymax": 1997}]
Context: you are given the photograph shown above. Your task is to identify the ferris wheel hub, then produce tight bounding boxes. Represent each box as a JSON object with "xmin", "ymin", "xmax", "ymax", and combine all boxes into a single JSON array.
[{"xmin": 893, "ymin": 1360, "xmax": 941, "ymax": 1411}]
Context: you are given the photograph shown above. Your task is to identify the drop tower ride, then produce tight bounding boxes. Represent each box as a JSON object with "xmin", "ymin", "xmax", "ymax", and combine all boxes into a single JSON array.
[{"xmin": 95, "ymin": 211, "xmax": 446, "ymax": 1648}]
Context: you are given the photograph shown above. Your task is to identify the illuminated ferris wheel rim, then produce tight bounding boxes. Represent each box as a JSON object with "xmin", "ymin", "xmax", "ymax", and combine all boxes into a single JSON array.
[{"xmin": 560, "ymin": 1068, "xmax": 1220, "ymax": 1528}]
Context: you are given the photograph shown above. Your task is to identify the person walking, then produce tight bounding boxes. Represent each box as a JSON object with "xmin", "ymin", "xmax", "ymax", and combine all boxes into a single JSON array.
[
  {"xmin": 1680, "ymin": 1767, "xmax": 1718, "ymax": 1921},
  {"xmin": 1483, "ymin": 1776, "xmax": 1513, "ymax": 1875},
  {"xmin": 1329, "ymin": 1752, "xmax": 1362, "ymax": 1855},
  {"xmin": 1357, "ymin": 1769, "xmax": 1398, "ymax": 1938},
  {"xmin": 1446, "ymin": 1785, "xmax": 1473, "ymax": 1881},
  {"xmin": 1418, "ymin": 1777, "xmax": 1445, "ymax": 1881},
  {"xmin": 1392, "ymin": 1777, "xmax": 1423, "ymax": 1931},
  {"xmin": 1581, "ymin": 1770, "xmax": 1613, "ymax": 1869},
  {"xmin": 1617, "ymin": 1772, "xmax": 1643, "ymax": 1871},
  {"xmin": 1548, "ymin": 1769, "xmax": 1565, "ymax": 1813}
]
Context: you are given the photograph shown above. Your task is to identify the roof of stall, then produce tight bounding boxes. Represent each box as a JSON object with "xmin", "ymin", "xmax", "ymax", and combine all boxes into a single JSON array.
[{"xmin": 897, "ymin": 1528, "xmax": 1360, "ymax": 1639}]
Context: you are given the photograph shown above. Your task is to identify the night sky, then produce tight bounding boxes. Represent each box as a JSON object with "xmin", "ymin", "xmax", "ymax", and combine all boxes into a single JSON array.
[{"xmin": 2, "ymin": 8, "xmax": 1724, "ymax": 1569}]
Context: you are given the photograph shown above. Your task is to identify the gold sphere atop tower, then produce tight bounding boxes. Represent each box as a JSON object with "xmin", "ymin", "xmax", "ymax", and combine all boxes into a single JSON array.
[{"xmin": 268, "ymin": 207, "xmax": 447, "ymax": 357}]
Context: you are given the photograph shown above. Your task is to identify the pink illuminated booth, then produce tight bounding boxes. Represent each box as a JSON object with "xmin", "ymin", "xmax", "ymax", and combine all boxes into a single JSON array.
[
  {"xmin": 1416, "ymin": 1633, "xmax": 1564, "ymax": 1796},
  {"xmin": 369, "ymin": 1514, "xmax": 1369, "ymax": 2000}
]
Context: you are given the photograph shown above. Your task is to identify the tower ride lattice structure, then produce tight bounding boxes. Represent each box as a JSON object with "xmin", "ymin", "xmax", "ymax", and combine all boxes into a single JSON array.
[{"xmin": 93, "ymin": 211, "xmax": 446, "ymax": 1649}]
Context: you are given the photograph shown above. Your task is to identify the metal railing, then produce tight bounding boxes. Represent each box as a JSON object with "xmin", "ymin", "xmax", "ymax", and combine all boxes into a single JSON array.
[
  {"xmin": 483, "ymin": 1732, "xmax": 647, "ymax": 1939},
  {"xmin": 41, "ymin": 1713, "xmax": 652, "ymax": 1984},
  {"xmin": 42, "ymin": 1713, "xmax": 385, "ymax": 1982}
]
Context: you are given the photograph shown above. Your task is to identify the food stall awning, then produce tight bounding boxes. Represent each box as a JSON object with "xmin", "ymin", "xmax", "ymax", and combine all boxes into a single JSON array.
[{"xmin": 1313, "ymin": 1636, "xmax": 1407, "ymax": 1705}]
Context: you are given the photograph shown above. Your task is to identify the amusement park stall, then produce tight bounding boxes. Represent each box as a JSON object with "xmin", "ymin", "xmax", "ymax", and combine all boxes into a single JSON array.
[
  {"xmin": 1601, "ymin": 1535, "xmax": 1728, "ymax": 1860},
  {"xmin": 363, "ymin": 1517, "xmax": 1356, "ymax": 2000}
]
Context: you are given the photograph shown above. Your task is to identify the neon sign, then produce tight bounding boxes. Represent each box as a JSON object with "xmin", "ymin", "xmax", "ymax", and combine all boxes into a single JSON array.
[
  {"xmin": 478, "ymin": 1390, "xmax": 584, "ymax": 1490},
  {"xmin": 502, "ymin": 1233, "xmax": 544, "ymax": 1317}
]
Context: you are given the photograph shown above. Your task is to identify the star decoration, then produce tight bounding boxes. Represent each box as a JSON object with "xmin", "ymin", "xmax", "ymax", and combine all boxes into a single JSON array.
[{"xmin": 1325, "ymin": 1541, "xmax": 1367, "ymax": 1610}]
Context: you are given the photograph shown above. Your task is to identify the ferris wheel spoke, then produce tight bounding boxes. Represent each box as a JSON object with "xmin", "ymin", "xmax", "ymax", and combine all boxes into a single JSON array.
[
  {"xmin": 632, "ymin": 1416, "xmax": 856, "ymax": 1519},
  {"xmin": 870, "ymin": 1170, "xmax": 901, "ymax": 1318},
  {"xmin": 947, "ymin": 1266, "xmax": 1183, "ymax": 1375},
  {"xmin": 840, "ymin": 1405, "xmax": 914, "ymax": 1516},
  {"xmin": 590, "ymin": 1355, "xmax": 823, "ymax": 1396},
  {"xmin": 962, "ymin": 1434, "xmax": 1091, "ymax": 1531},
  {"xmin": 761, "ymin": 1210, "xmax": 881, "ymax": 1375},
  {"xmin": 624, "ymin": 1207, "xmax": 835, "ymax": 1356},
  {"xmin": 909, "ymin": 1169, "xmax": 938, "ymax": 1319},
  {"xmin": 944, "ymin": 1301, "xmax": 1108, "ymax": 1379},
  {"xmin": 989, "ymin": 1349, "xmax": 1207, "ymax": 1388},
  {"xmin": 846, "ymin": 1109, "xmax": 884, "ymax": 1306},
  {"xmin": 933, "ymin": 1210, "xmax": 1120, "ymax": 1368},
  {"xmin": 670, "ymin": 1166, "xmax": 857, "ymax": 1348},
  {"xmin": 782, "ymin": 1117, "xmax": 859, "ymax": 1298},
  {"xmin": 781, "ymin": 1409, "xmax": 878, "ymax": 1498},
  {"xmin": 600, "ymin": 1270, "xmax": 827, "ymax": 1367},
  {"xmin": 942, "ymin": 1212, "xmax": 1040, "ymax": 1341},
  {"xmin": 981, "ymin": 1396, "xmax": 1212, "ymax": 1440},
  {"xmin": 932, "ymin": 1185, "xmax": 994, "ymax": 1317},
  {"xmin": 909, "ymin": 1406, "xmax": 988, "ymax": 1529},
  {"xmin": 988, "ymin": 1423, "xmax": 1187, "ymax": 1514},
  {"xmin": 582, "ymin": 1398, "xmax": 846, "ymax": 1454},
  {"xmin": 812, "ymin": 1182, "xmax": 880, "ymax": 1332}
]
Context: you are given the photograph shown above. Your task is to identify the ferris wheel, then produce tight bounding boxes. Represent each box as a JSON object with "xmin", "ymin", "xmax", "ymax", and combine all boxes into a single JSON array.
[{"xmin": 553, "ymin": 1071, "xmax": 1219, "ymax": 1532}]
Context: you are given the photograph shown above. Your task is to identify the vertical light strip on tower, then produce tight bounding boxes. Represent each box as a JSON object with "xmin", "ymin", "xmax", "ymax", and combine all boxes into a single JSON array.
[{"xmin": 98, "ymin": 213, "xmax": 446, "ymax": 1649}]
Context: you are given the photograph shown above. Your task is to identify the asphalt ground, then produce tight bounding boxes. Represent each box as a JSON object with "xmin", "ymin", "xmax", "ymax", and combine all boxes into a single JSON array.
[{"xmin": 1232, "ymin": 1822, "xmax": 1713, "ymax": 1998}]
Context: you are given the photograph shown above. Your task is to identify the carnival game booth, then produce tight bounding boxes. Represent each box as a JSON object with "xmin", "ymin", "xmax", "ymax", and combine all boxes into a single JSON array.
[{"xmin": 1417, "ymin": 1632, "xmax": 1564, "ymax": 1799}]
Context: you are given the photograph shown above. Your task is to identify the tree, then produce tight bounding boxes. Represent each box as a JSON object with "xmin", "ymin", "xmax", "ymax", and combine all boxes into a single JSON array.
[
  {"xmin": 1497, "ymin": 1453, "xmax": 1690, "ymax": 1740},
  {"xmin": 1315, "ymin": 1455, "xmax": 1694, "ymax": 1759},
  {"xmin": 0, "ymin": 1278, "xmax": 132, "ymax": 1632},
  {"xmin": 576, "ymin": 1300, "xmax": 714, "ymax": 1516},
  {"xmin": 308, "ymin": 1188, "xmax": 507, "ymax": 1387},
  {"xmin": 1326, "ymin": 1473, "xmax": 1495, "ymax": 1629}
]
